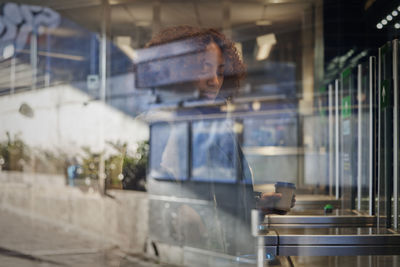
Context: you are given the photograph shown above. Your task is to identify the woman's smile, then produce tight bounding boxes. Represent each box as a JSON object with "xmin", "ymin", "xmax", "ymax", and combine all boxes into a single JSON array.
[{"xmin": 195, "ymin": 42, "xmax": 225, "ymax": 100}]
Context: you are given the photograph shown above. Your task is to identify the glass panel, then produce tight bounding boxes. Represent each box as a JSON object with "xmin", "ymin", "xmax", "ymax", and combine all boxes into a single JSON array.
[
  {"xmin": 359, "ymin": 61, "xmax": 372, "ymax": 213},
  {"xmin": 379, "ymin": 43, "xmax": 394, "ymax": 228},
  {"xmin": 192, "ymin": 119, "xmax": 237, "ymax": 182},
  {"xmin": 2, "ymin": 0, "xmax": 400, "ymax": 266},
  {"xmin": 242, "ymin": 110, "xmax": 299, "ymax": 187},
  {"xmin": 396, "ymin": 40, "xmax": 400, "ymax": 230},
  {"xmin": 303, "ymin": 90, "xmax": 330, "ymax": 194},
  {"xmin": 150, "ymin": 122, "xmax": 188, "ymax": 180},
  {"xmin": 340, "ymin": 67, "xmax": 358, "ymax": 210}
]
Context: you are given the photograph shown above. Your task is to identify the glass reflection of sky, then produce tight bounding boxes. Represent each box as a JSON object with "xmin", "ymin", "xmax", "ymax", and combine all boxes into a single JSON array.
[{"xmin": 192, "ymin": 119, "xmax": 236, "ymax": 182}]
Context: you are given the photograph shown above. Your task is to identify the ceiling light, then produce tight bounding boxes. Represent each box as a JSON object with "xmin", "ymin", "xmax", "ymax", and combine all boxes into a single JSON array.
[
  {"xmin": 377, "ymin": 23, "xmax": 383, "ymax": 29},
  {"xmin": 256, "ymin": 20, "xmax": 272, "ymax": 26},
  {"xmin": 393, "ymin": 10, "xmax": 398, "ymax": 16},
  {"xmin": 256, "ymin": 33, "xmax": 277, "ymax": 61},
  {"xmin": 382, "ymin": 19, "xmax": 388, "ymax": 25},
  {"xmin": 387, "ymin": 15, "xmax": 393, "ymax": 21},
  {"xmin": 395, "ymin": 23, "xmax": 400, "ymax": 29},
  {"xmin": 136, "ymin": 21, "xmax": 151, "ymax": 27}
]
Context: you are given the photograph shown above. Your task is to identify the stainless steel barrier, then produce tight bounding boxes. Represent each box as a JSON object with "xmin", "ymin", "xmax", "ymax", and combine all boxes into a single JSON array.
[
  {"xmin": 263, "ymin": 228, "xmax": 400, "ymax": 256},
  {"xmin": 291, "ymin": 197, "xmax": 341, "ymax": 211},
  {"xmin": 264, "ymin": 213, "xmax": 376, "ymax": 228}
]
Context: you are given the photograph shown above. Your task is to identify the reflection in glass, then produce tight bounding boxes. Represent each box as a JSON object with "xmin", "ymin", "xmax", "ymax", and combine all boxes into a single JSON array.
[
  {"xmin": 192, "ymin": 119, "xmax": 236, "ymax": 182},
  {"xmin": 243, "ymin": 114, "xmax": 298, "ymax": 186},
  {"xmin": 150, "ymin": 122, "xmax": 188, "ymax": 180}
]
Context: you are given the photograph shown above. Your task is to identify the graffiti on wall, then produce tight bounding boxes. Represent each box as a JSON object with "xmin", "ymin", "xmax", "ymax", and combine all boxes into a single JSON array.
[{"xmin": 0, "ymin": 3, "xmax": 60, "ymax": 56}]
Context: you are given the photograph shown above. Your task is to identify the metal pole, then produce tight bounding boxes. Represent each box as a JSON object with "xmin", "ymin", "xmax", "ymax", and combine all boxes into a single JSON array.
[
  {"xmin": 328, "ymin": 84, "xmax": 334, "ymax": 196},
  {"xmin": 393, "ymin": 39, "xmax": 398, "ymax": 229},
  {"xmin": 251, "ymin": 209, "xmax": 265, "ymax": 267},
  {"xmin": 357, "ymin": 64, "xmax": 362, "ymax": 211},
  {"xmin": 45, "ymin": 33, "xmax": 51, "ymax": 88},
  {"xmin": 335, "ymin": 79, "xmax": 340, "ymax": 199},
  {"xmin": 100, "ymin": 0, "xmax": 108, "ymax": 108},
  {"xmin": 257, "ymin": 236, "xmax": 265, "ymax": 267},
  {"xmin": 314, "ymin": 0, "xmax": 324, "ymax": 93},
  {"xmin": 98, "ymin": 0, "xmax": 109, "ymax": 195},
  {"xmin": 377, "ymin": 48, "xmax": 382, "ymax": 227},
  {"xmin": 152, "ymin": 1, "xmax": 161, "ymax": 36},
  {"xmin": 30, "ymin": 30, "xmax": 37, "ymax": 90},
  {"xmin": 90, "ymin": 34, "xmax": 97, "ymax": 75},
  {"xmin": 369, "ymin": 56, "xmax": 375, "ymax": 216},
  {"xmin": 10, "ymin": 55, "xmax": 15, "ymax": 94},
  {"xmin": 222, "ymin": 0, "xmax": 231, "ymax": 38},
  {"xmin": 357, "ymin": 227, "xmax": 361, "ymax": 267}
]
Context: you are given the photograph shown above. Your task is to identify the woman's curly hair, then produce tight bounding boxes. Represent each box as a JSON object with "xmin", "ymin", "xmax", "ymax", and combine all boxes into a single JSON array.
[{"xmin": 145, "ymin": 25, "xmax": 246, "ymax": 98}]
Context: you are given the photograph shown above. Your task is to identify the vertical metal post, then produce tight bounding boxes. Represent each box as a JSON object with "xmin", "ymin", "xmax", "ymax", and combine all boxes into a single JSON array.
[
  {"xmin": 152, "ymin": 1, "xmax": 161, "ymax": 36},
  {"xmin": 45, "ymin": 33, "xmax": 51, "ymax": 88},
  {"xmin": 393, "ymin": 39, "xmax": 398, "ymax": 229},
  {"xmin": 357, "ymin": 64, "xmax": 362, "ymax": 211},
  {"xmin": 222, "ymin": 0, "xmax": 231, "ymax": 38},
  {"xmin": 90, "ymin": 34, "xmax": 97, "ymax": 75},
  {"xmin": 328, "ymin": 84, "xmax": 334, "ymax": 196},
  {"xmin": 335, "ymin": 79, "xmax": 340, "ymax": 199},
  {"xmin": 357, "ymin": 227, "xmax": 361, "ymax": 267},
  {"xmin": 314, "ymin": 0, "xmax": 324, "ymax": 92},
  {"xmin": 251, "ymin": 209, "xmax": 260, "ymax": 237},
  {"xmin": 251, "ymin": 209, "xmax": 265, "ymax": 267},
  {"xmin": 377, "ymin": 48, "xmax": 382, "ymax": 226},
  {"xmin": 369, "ymin": 56, "xmax": 376, "ymax": 216},
  {"xmin": 10, "ymin": 55, "xmax": 15, "ymax": 94},
  {"xmin": 30, "ymin": 30, "xmax": 37, "ymax": 90},
  {"xmin": 257, "ymin": 236, "xmax": 265, "ymax": 267},
  {"xmin": 98, "ymin": 0, "xmax": 109, "ymax": 195},
  {"xmin": 100, "ymin": 5, "xmax": 107, "ymax": 103}
]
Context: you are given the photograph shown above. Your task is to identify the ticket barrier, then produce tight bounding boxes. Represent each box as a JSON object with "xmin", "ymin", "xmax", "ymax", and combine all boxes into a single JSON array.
[
  {"xmin": 248, "ymin": 39, "xmax": 400, "ymax": 262},
  {"xmin": 252, "ymin": 210, "xmax": 400, "ymax": 262},
  {"xmin": 262, "ymin": 228, "xmax": 400, "ymax": 256},
  {"xmin": 261, "ymin": 213, "xmax": 400, "ymax": 255}
]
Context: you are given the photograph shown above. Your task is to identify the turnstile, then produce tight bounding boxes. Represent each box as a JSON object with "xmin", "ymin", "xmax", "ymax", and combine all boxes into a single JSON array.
[
  {"xmin": 253, "ymin": 39, "xmax": 400, "ymax": 265},
  {"xmin": 263, "ymin": 227, "xmax": 400, "ymax": 256},
  {"xmin": 253, "ymin": 211, "xmax": 400, "ymax": 262},
  {"xmin": 264, "ymin": 211, "xmax": 376, "ymax": 228}
]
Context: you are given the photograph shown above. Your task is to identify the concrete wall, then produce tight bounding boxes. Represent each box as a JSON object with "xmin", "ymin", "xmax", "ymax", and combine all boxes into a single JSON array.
[
  {"xmin": 0, "ymin": 171, "xmax": 149, "ymax": 254},
  {"xmin": 0, "ymin": 85, "xmax": 149, "ymax": 154},
  {"xmin": 0, "ymin": 171, "xmax": 254, "ymax": 266}
]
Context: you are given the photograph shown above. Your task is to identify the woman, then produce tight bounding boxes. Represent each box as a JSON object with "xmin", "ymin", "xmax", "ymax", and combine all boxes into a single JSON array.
[
  {"xmin": 144, "ymin": 26, "xmax": 245, "ymax": 101},
  {"xmin": 146, "ymin": 25, "xmax": 292, "ymax": 211},
  {"xmin": 144, "ymin": 26, "xmax": 294, "ymax": 255}
]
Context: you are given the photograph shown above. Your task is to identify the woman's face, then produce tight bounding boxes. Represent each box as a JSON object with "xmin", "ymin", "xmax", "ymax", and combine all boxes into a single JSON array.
[{"xmin": 194, "ymin": 42, "xmax": 224, "ymax": 100}]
